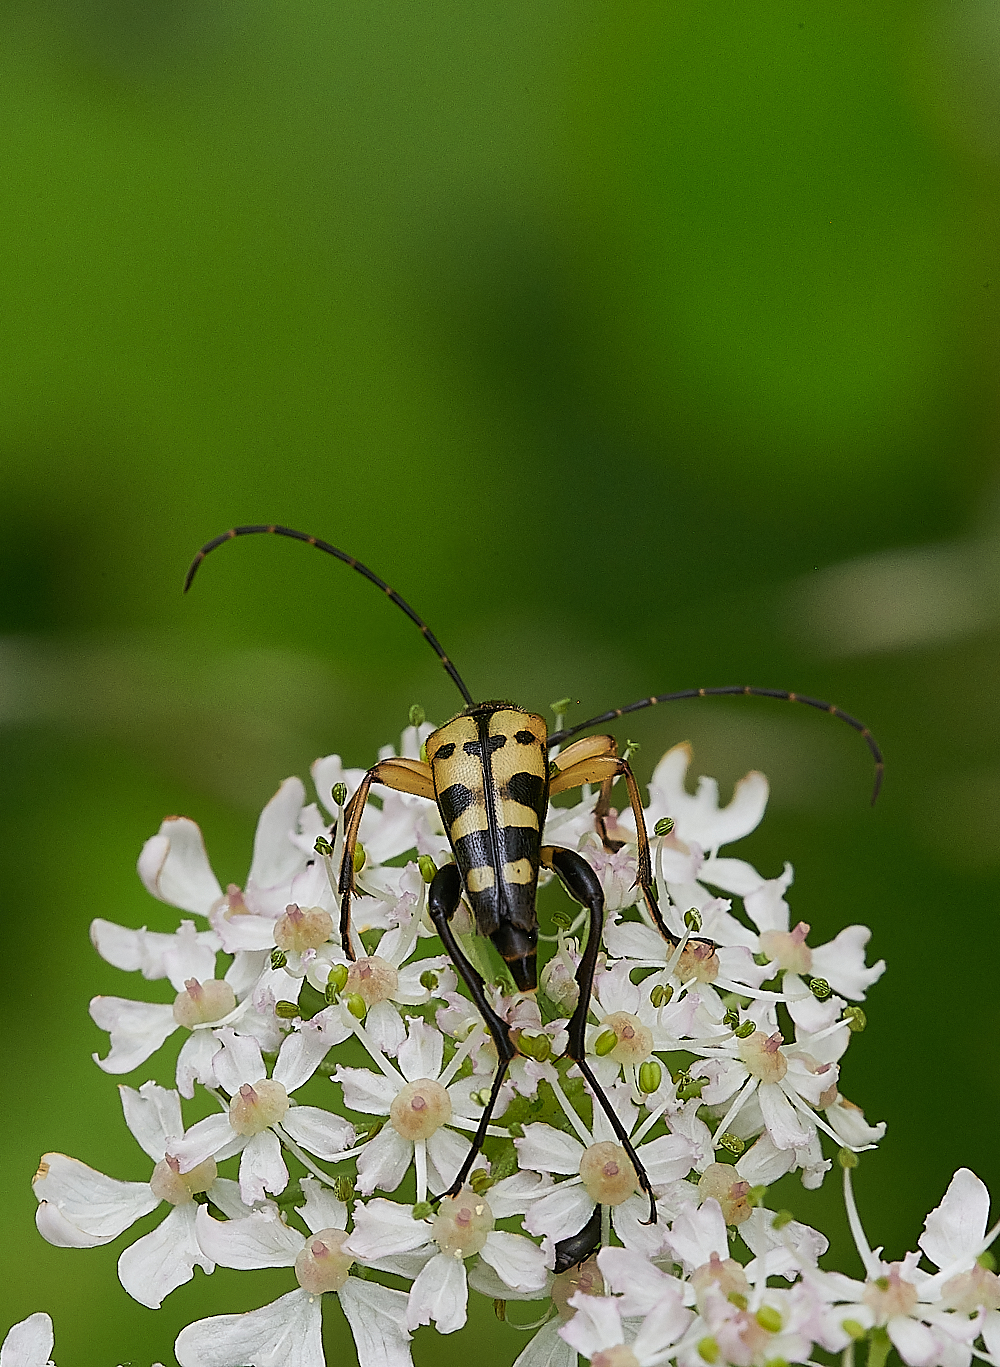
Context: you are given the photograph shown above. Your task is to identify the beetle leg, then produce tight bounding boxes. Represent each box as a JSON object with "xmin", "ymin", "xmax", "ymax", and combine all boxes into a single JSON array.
[
  {"xmin": 338, "ymin": 756, "xmax": 435, "ymax": 958},
  {"xmin": 541, "ymin": 844, "xmax": 657, "ymax": 1225},
  {"xmin": 427, "ymin": 863, "xmax": 517, "ymax": 1198},
  {"xmin": 548, "ymin": 733, "xmax": 625, "ymax": 854}
]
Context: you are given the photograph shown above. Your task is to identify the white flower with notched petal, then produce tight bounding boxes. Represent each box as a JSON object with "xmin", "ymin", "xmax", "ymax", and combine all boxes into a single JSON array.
[
  {"xmin": 517, "ymin": 1083, "xmax": 695, "ymax": 1257},
  {"xmin": 33, "ymin": 1082, "xmax": 253, "ymax": 1308},
  {"xmin": 333, "ymin": 1016, "xmax": 496, "ymax": 1203},
  {"xmin": 169, "ymin": 1028, "xmax": 355, "ymax": 1206},
  {"xmin": 178, "ymin": 1178, "xmax": 412, "ymax": 1367},
  {"xmin": 345, "ymin": 1174, "xmax": 550, "ymax": 1334},
  {"xmin": 559, "ymin": 1282, "xmax": 693, "ymax": 1367},
  {"xmin": 1, "ymin": 1314, "xmax": 56, "ymax": 1367}
]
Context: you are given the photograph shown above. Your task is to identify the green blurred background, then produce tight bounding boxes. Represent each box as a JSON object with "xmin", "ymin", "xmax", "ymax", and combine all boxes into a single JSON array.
[{"xmin": 2, "ymin": 1, "xmax": 999, "ymax": 1360}]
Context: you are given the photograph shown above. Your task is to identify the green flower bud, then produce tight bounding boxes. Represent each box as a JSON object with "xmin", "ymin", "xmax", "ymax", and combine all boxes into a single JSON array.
[
  {"xmin": 333, "ymin": 1176, "xmax": 355, "ymax": 1202},
  {"xmin": 638, "ymin": 1060, "xmax": 662, "ymax": 1094},
  {"xmin": 470, "ymin": 1170, "xmax": 496, "ymax": 1195},
  {"xmin": 650, "ymin": 983, "xmax": 673, "ymax": 1008},
  {"xmin": 747, "ymin": 1185, "xmax": 768, "ymax": 1208},
  {"xmin": 717, "ymin": 1132, "xmax": 745, "ymax": 1157},
  {"xmin": 345, "ymin": 993, "xmax": 367, "ymax": 1019},
  {"xmin": 838, "ymin": 1148, "xmax": 859, "ymax": 1169},
  {"xmin": 352, "ymin": 842, "xmax": 366, "ymax": 873},
  {"xmin": 314, "ymin": 835, "xmax": 334, "ymax": 857},
  {"xmin": 418, "ymin": 855, "xmax": 437, "ymax": 884},
  {"xmin": 331, "ymin": 783, "xmax": 348, "ymax": 807},
  {"xmin": 727, "ymin": 1292, "xmax": 748, "ymax": 1310},
  {"xmin": 519, "ymin": 1032, "xmax": 552, "ymax": 1063},
  {"xmin": 550, "ymin": 697, "xmax": 572, "ymax": 716},
  {"xmin": 419, "ymin": 969, "xmax": 439, "ymax": 991},
  {"xmin": 552, "ymin": 909, "xmax": 573, "ymax": 930},
  {"xmin": 684, "ymin": 908, "xmax": 702, "ymax": 932},
  {"xmin": 734, "ymin": 1020, "xmax": 756, "ymax": 1038},
  {"xmin": 841, "ymin": 1320, "xmax": 867, "ymax": 1341},
  {"xmin": 412, "ymin": 1201, "xmax": 434, "ymax": 1220},
  {"xmin": 409, "ymin": 704, "xmax": 425, "ymax": 728},
  {"xmin": 275, "ymin": 1000, "xmax": 301, "ymax": 1019},
  {"xmin": 755, "ymin": 1305, "xmax": 783, "ymax": 1333},
  {"xmin": 270, "ymin": 949, "xmax": 288, "ymax": 970},
  {"xmin": 622, "ymin": 738, "xmax": 640, "ymax": 764},
  {"xmin": 698, "ymin": 1337, "xmax": 720, "ymax": 1363},
  {"xmin": 594, "ymin": 1029, "xmax": 618, "ymax": 1057},
  {"xmin": 420, "ymin": 741, "xmax": 428, "ymax": 764},
  {"xmin": 809, "ymin": 977, "xmax": 832, "ymax": 1000},
  {"xmin": 723, "ymin": 1006, "xmax": 740, "ymax": 1030},
  {"xmin": 771, "ymin": 1210, "xmax": 793, "ymax": 1230},
  {"xmin": 654, "ymin": 816, "xmax": 675, "ymax": 837},
  {"xmin": 471, "ymin": 1088, "xmax": 492, "ymax": 1107},
  {"xmin": 327, "ymin": 963, "xmax": 349, "ymax": 994},
  {"xmin": 979, "ymin": 1250, "xmax": 997, "ymax": 1272},
  {"xmin": 548, "ymin": 760, "xmax": 561, "ymax": 778},
  {"xmin": 844, "ymin": 1006, "xmax": 867, "ymax": 1033}
]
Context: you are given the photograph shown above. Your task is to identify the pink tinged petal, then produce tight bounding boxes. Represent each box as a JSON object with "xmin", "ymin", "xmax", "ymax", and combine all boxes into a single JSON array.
[
  {"xmin": 33, "ymin": 1152, "xmax": 159, "ymax": 1245},
  {"xmin": 333, "ymin": 1066, "xmax": 399, "ymax": 1116},
  {"xmin": 598, "ymin": 1246, "xmax": 680, "ymax": 1316},
  {"xmin": 559, "ymin": 1292, "xmax": 625, "ymax": 1356},
  {"xmin": 346, "ymin": 1199, "xmax": 432, "ymax": 1260},
  {"xmin": 0, "ymin": 1313, "xmax": 54, "ymax": 1367},
  {"xmin": 238, "ymin": 1130, "xmax": 287, "ymax": 1205},
  {"xmin": 209, "ymin": 909, "xmax": 280, "ymax": 956},
  {"xmin": 338, "ymin": 1277, "xmax": 414, "ymax": 1367},
  {"xmin": 365, "ymin": 1000, "xmax": 407, "ymax": 1057},
  {"xmin": 279, "ymin": 1106, "xmax": 355, "ymax": 1160},
  {"xmin": 176, "ymin": 1032, "xmax": 223, "ymax": 1100},
  {"xmin": 170, "ymin": 1114, "xmax": 240, "ymax": 1172},
  {"xmin": 425, "ymin": 1127, "xmax": 474, "ymax": 1194},
  {"xmin": 160, "ymin": 921, "xmax": 221, "ymax": 991},
  {"xmin": 195, "ymin": 1206, "xmax": 301, "ymax": 1269},
  {"xmin": 89, "ymin": 997, "xmax": 177, "ymax": 1074},
  {"xmin": 919, "ymin": 1168, "xmax": 991, "ymax": 1270},
  {"xmin": 356, "ymin": 1126, "xmax": 413, "ymax": 1196},
  {"xmin": 298, "ymin": 1176, "xmax": 347, "ymax": 1235},
  {"xmin": 138, "ymin": 818, "xmax": 222, "ymax": 915},
  {"xmin": 638, "ymin": 1133, "xmax": 695, "ymax": 1187},
  {"xmin": 271, "ymin": 1012, "xmax": 348, "ymax": 1092},
  {"xmin": 669, "ymin": 1199, "xmax": 728, "ymax": 1268},
  {"xmin": 513, "ymin": 1319, "xmax": 577, "ymax": 1367},
  {"xmin": 633, "ymin": 1292, "xmax": 693, "ymax": 1359},
  {"xmin": 743, "ymin": 865, "xmax": 794, "ymax": 933},
  {"xmin": 212, "ymin": 1030, "xmax": 266, "ymax": 1093},
  {"xmin": 717, "ymin": 945, "xmax": 771, "ymax": 987},
  {"xmin": 407, "ymin": 1251, "xmax": 468, "ymax": 1334},
  {"xmin": 887, "ymin": 1315, "xmax": 939, "ymax": 1367},
  {"xmin": 516, "ymin": 1124, "xmax": 585, "ymax": 1175},
  {"xmin": 811, "ymin": 925, "xmax": 885, "ymax": 1000},
  {"xmin": 118, "ymin": 1203, "xmax": 212, "ymax": 1309},
  {"xmin": 246, "ymin": 777, "xmax": 308, "ymax": 908},
  {"xmin": 487, "ymin": 1170, "xmax": 554, "ymax": 1219},
  {"xmin": 119, "ymin": 1081, "xmax": 183, "ymax": 1161},
  {"xmin": 758, "ymin": 1082, "xmax": 812, "ymax": 1150},
  {"xmin": 174, "ymin": 1287, "xmax": 322, "ymax": 1367},
  {"xmin": 397, "ymin": 1016, "xmax": 444, "ymax": 1082},
  {"xmin": 524, "ymin": 1184, "xmax": 595, "ymax": 1244},
  {"xmin": 481, "ymin": 1232, "xmax": 548, "ymax": 1293}
]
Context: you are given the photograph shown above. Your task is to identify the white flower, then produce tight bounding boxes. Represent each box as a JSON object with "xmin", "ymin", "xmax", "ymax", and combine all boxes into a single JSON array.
[
  {"xmin": 33, "ymin": 1082, "xmax": 253, "ymax": 1308},
  {"xmin": 517, "ymin": 1084, "xmax": 695, "ymax": 1257},
  {"xmin": 169, "ymin": 1029, "xmax": 355, "ymax": 1205},
  {"xmin": 345, "ymin": 1179, "xmax": 549, "ymax": 1334},
  {"xmin": 177, "ymin": 1178, "xmax": 411, "ymax": 1367},
  {"xmin": 333, "ymin": 1016, "xmax": 493, "ymax": 1202},
  {"xmin": 559, "ymin": 1283, "xmax": 693, "ymax": 1367}
]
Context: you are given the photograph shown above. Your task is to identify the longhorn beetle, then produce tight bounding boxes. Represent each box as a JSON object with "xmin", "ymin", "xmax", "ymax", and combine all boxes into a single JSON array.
[{"xmin": 185, "ymin": 525, "xmax": 883, "ymax": 1241}]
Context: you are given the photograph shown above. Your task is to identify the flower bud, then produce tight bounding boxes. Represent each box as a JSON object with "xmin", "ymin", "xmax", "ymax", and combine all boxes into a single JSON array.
[
  {"xmin": 755, "ymin": 1305, "xmax": 783, "ymax": 1333},
  {"xmin": 593, "ymin": 1029, "xmax": 618, "ymax": 1057},
  {"xmin": 409, "ymin": 704, "xmax": 425, "ymax": 728},
  {"xmin": 650, "ymin": 983, "xmax": 673, "ymax": 1008},
  {"xmin": 345, "ymin": 994, "xmax": 367, "ymax": 1019},
  {"xmin": 518, "ymin": 1031, "xmax": 552, "ymax": 1063},
  {"xmin": 327, "ymin": 963, "xmax": 349, "ymax": 994},
  {"xmin": 684, "ymin": 908, "xmax": 702, "ymax": 932},
  {"xmin": 418, "ymin": 855, "xmax": 437, "ymax": 884},
  {"xmin": 734, "ymin": 1020, "xmax": 755, "ymax": 1039},
  {"xmin": 838, "ymin": 1148, "xmax": 859, "ymax": 1169},
  {"xmin": 352, "ymin": 843, "xmax": 366, "ymax": 873},
  {"xmin": 275, "ymin": 1000, "xmax": 301, "ymax": 1019},
  {"xmin": 809, "ymin": 977, "xmax": 832, "ymax": 1000},
  {"xmin": 331, "ymin": 783, "xmax": 348, "ymax": 807},
  {"xmin": 552, "ymin": 909, "xmax": 573, "ymax": 930},
  {"xmin": 470, "ymin": 1170, "xmax": 495, "ymax": 1196},
  {"xmin": 723, "ymin": 1006, "xmax": 740, "ymax": 1030},
  {"xmin": 654, "ymin": 816, "xmax": 675, "ymax": 837},
  {"xmin": 771, "ymin": 1209, "xmax": 793, "ymax": 1230},
  {"xmin": 638, "ymin": 1060, "xmax": 662, "ymax": 1094},
  {"xmin": 334, "ymin": 1176, "xmax": 354, "ymax": 1202},
  {"xmin": 412, "ymin": 1201, "xmax": 434, "ymax": 1220},
  {"xmin": 844, "ymin": 1006, "xmax": 867, "ymax": 1033},
  {"xmin": 419, "ymin": 968, "xmax": 439, "ymax": 991},
  {"xmin": 314, "ymin": 835, "xmax": 334, "ymax": 856},
  {"xmin": 270, "ymin": 949, "xmax": 288, "ymax": 970}
]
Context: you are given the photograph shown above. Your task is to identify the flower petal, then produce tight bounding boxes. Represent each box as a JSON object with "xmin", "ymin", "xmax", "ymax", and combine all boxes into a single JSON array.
[
  {"xmin": 118, "ymin": 1204, "xmax": 212, "ymax": 1309},
  {"xmin": 397, "ymin": 1017, "xmax": 444, "ymax": 1083},
  {"xmin": 480, "ymin": 1231, "xmax": 548, "ymax": 1293},
  {"xmin": 238, "ymin": 1130, "xmax": 287, "ymax": 1205},
  {"xmin": 195, "ymin": 1206, "xmax": 301, "ymax": 1269},
  {"xmin": 33, "ymin": 1152, "xmax": 158, "ymax": 1245},
  {"xmin": 523, "ymin": 1183, "xmax": 594, "ymax": 1244},
  {"xmin": 169, "ymin": 1114, "xmax": 240, "ymax": 1173},
  {"xmin": 513, "ymin": 1319, "xmax": 577, "ymax": 1367},
  {"xmin": 279, "ymin": 1106, "xmax": 355, "ymax": 1161},
  {"xmin": 174, "ymin": 1287, "xmax": 322, "ymax": 1367},
  {"xmin": 811, "ymin": 925, "xmax": 886, "ymax": 1000},
  {"xmin": 89, "ymin": 997, "xmax": 177, "ymax": 1075},
  {"xmin": 559, "ymin": 1292, "xmax": 624, "ymax": 1356},
  {"xmin": 211, "ymin": 1030, "xmax": 265, "ymax": 1095},
  {"xmin": 919, "ymin": 1168, "xmax": 991, "ymax": 1271},
  {"xmin": 298, "ymin": 1176, "xmax": 347, "ymax": 1235},
  {"xmin": 138, "ymin": 818, "xmax": 222, "ymax": 916},
  {"xmin": 0, "ymin": 1313, "xmax": 54, "ymax": 1367},
  {"xmin": 118, "ymin": 1081, "xmax": 184, "ymax": 1161},
  {"xmin": 515, "ymin": 1124, "xmax": 585, "ymax": 1175},
  {"xmin": 334, "ymin": 1066, "xmax": 399, "ymax": 1116},
  {"xmin": 407, "ymin": 1251, "xmax": 468, "ymax": 1334},
  {"xmin": 345, "ymin": 1198, "xmax": 432, "ymax": 1260},
  {"xmin": 245, "ymin": 778, "xmax": 308, "ymax": 915},
  {"xmin": 338, "ymin": 1277, "xmax": 414, "ymax": 1367},
  {"xmin": 356, "ymin": 1127, "xmax": 413, "ymax": 1196}
]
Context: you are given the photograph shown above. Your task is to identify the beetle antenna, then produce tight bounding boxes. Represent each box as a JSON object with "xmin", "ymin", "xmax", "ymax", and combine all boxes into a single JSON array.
[
  {"xmin": 548, "ymin": 686, "xmax": 884, "ymax": 805},
  {"xmin": 184, "ymin": 525, "xmax": 475, "ymax": 706}
]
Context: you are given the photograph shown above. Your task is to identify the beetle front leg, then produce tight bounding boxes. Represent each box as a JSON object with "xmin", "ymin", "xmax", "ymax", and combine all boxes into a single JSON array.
[
  {"xmin": 427, "ymin": 864, "xmax": 516, "ymax": 1198},
  {"xmin": 541, "ymin": 844, "xmax": 657, "ymax": 1225}
]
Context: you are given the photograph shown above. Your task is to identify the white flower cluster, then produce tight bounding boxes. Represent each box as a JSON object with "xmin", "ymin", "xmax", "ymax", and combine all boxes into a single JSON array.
[{"xmin": 9, "ymin": 722, "xmax": 999, "ymax": 1367}]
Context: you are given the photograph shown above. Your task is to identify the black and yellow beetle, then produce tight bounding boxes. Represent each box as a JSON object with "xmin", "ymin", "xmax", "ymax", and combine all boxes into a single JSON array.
[{"xmin": 185, "ymin": 525, "xmax": 882, "ymax": 1234}]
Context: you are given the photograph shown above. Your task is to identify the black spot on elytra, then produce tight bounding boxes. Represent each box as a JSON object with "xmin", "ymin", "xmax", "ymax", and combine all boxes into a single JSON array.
[
  {"xmin": 504, "ymin": 771, "xmax": 545, "ymax": 812},
  {"xmin": 434, "ymin": 743, "xmax": 456, "ymax": 761},
  {"xmin": 463, "ymin": 735, "xmax": 506, "ymax": 757},
  {"xmin": 438, "ymin": 782, "xmax": 477, "ymax": 828},
  {"xmin": 514, "ymin": 730, "xmax": 536, "ymax": 745}
]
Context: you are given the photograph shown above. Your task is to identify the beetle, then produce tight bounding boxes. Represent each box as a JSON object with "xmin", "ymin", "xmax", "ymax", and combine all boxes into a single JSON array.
[{"xmin": 185, "ymin": 524, "xmax": 882, "ymax": 1233}]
